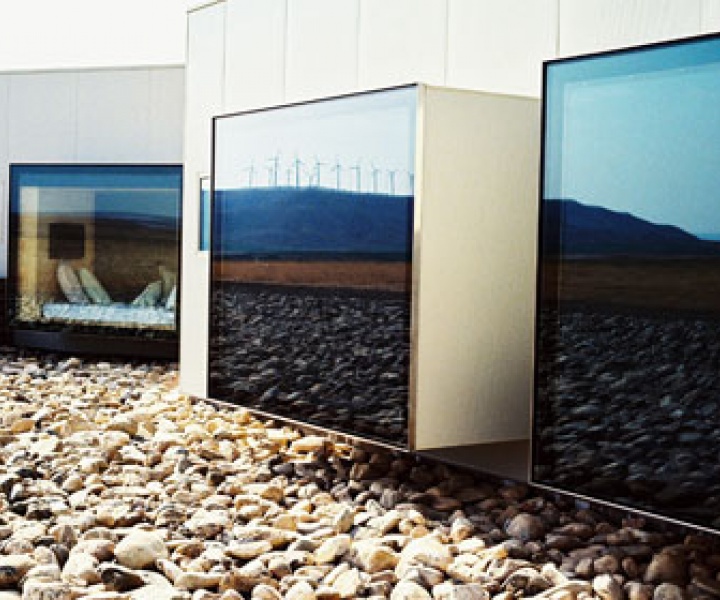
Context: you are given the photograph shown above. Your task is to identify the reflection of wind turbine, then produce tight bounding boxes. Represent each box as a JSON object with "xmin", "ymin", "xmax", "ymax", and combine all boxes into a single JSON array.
[
  {"xmin": 351, "ymin": 161, "xmax": 362, "ymax": 192},
  {"xmin": 267, "ymin": 154, "xmax": 280, "ymax": 187},
  {"xmin": 371, "ymin": 163, "xmax": 381, "ymax": 193},
  {"xmin": 310, "ymin": 157, "xmax": 325, "ymax": 187},
  {"xmin": 293, "ymin": 156, "xmax": 305, "ymax": 187},
  {"xmin": 242, "ymin": 163, "xmax": 256, "ymax": 187},
  {"xmin": 387, "ymin": 169, "xmax": 398, "ymax": 195},
  {"xmin": 331, "ymin": 157, "xmax": 342, "ymax": 190}
]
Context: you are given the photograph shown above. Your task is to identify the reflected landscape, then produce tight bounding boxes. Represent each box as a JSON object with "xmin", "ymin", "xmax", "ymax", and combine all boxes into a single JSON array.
[
  {"xmin": 10, "ymin": 165, "xmax": 181, "ymax": 339},
  {"xmin": 535, "ymin": 35, "xmax": 720, "ymax": 530},
  {"xmin": 209, "ymin": 88, "xmax": 416, "ymax": 446}
]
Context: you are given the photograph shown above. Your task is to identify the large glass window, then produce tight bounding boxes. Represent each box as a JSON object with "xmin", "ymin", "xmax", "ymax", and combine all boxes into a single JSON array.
[
  {"xmin": 9, "ymin": 164, "xmax": 182, "ymax": 337},
  {"xmin": 535, "ymin": 34, "xmax": 720, "ymax": 530},
  {"xmin": 210, "ymin": 86, "xmax": 416, "ymax": 445}
]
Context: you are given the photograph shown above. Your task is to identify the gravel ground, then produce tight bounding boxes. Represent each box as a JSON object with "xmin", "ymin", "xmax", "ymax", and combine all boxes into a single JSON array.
[{"xmin": 0, "ymin": 348, "xmax": 718, "ymax": 600}]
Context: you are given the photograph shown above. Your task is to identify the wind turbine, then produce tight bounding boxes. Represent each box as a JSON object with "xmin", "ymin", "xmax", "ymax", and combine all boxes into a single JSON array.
[
  {"xmin": 331, "ymin": 157, "xmax": 342, "ymax": 190},
  {"xmin": 293, "ymin": 155, "xmax": 305, "ymax": 187},
  {"xmin": 267, "ymin": 154, "xmax": 280, "ymax": 187},
  {"xmin": 350, "ymin": 160, "xmax": 362, "ymax": 193},
  {"xmin": 242, "ymin": 162, "xmax": 256, "ymax": 188},
  {"xmin": 407, "ymin": 170, "xmax": 415, "ymax": 193},
  {"xmin": 310, "ymin": 156, "xmax": 325, "ymax": 187},
  {"xmin": 370, "ymin": 163, "xmax": 381, "ymax": 194},
  {"xmin": 387, "ymin": 169, "xmax": 398, "ymax": 195}
]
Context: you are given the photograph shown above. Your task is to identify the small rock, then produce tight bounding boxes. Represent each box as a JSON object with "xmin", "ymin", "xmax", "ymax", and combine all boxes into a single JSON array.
[
  {"xmin": 625, "ymin": 582, "xmax": 654, "ymax": 600},
  {"xmin": 285, "ymin": 581, "xmax": 316, "ymax": 600},
  {"xmin": 449, "ymin": 518, "xmax": 474, "ymax": 544},
  {"xmin": 315, "ymin": 536, "xmax": 351, "ymax": 564},
  {"xmin": 98, "ymin": 564, "xmax": 147, "ymax": 592},
  {"xmin": 60, "ymin": 552, "xmax": 99, "ymax": 585},
  {"xmin": 174, "ymin": 572, "xmax": 222, "ymax": 590},
  {"xmin": 250, "ymin": 585, "xmax": 281, "ymax": 600},
  {"xmin": 505, "ymin": 513, "xmax": 546, "ymax": 542},
  {"xmin": 0, "ymin": 555, "xmax": 38, "ymax": 587},
  {"xmin": 290, "ymin": 436, "xmax": 332, "ymax": 454},
  {"xmin": 432, "ymin": 581, "xmax": 489, "ymax": 599},
  {"xmin": 593, "ymin": 574, "xmax": 623, "ymax": 600},
  {"xmin": 333, "ymin": 568, "xmax": 364, "ymax": 599},
  {"xmin": 397, "ymin": 537, "xmax": 453, "ymax": 575},
  {"xmin": 653, "ymin": 583, "xmax": 686, "ymax": 600},
  {"xmin": 353, "ymin": 542, "xmax": 398, "ymax": 573},
  {"xmin": 390, "ymin": 580, "xmax": 432, "ymax": 600},
  {"xmin": 225, "ymin": 540, "xmax": 272, "ymax": 560},
  {"xmin": 644, "ymin": 552, "xmax": 687, "ymax": 586},
  {"xmin": 22, "ymin": 581, "xmax": 72, "ymax": 600},
  {"xmin": 114, "ymin": 531, "xmax": 169, "ymax": 569},
  {"xmin": 332, "ymin": 507, "xmax": 354, "ymax": 534}
]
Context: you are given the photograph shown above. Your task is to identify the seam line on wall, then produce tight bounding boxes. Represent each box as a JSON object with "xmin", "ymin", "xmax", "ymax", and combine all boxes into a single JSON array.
[
  {"xmin": 220, "ymin": 1, "xmax": 228, "ymax": 111},
  {"xmin": 443, "ymin": 0, "xmax": 450, "ymax": 85},
  {"xmin": 555, "ymin": 0, "xmax": 561, "ymax": 57},
  {"xmin": 282, "ymin": 0, "xmax": 289, "ymax": 102},
  {"xmin": 356, "ymin": 0, "xmax": 362, "ymax": 90}
]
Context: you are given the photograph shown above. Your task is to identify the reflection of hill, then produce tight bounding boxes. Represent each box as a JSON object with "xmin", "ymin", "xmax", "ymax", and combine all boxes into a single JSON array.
[
  {"xmin": 215, "ymin": 187, "xmax": 413, "ymax": 260},
  {"xmin": 544, "ymin": 199, "xmax": 720, "ymax": 257}
]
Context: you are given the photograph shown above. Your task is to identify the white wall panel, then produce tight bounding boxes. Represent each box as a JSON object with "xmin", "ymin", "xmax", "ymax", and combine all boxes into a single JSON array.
[
  {"xmin": 702, "ymin": 0, "xmax": 720, "ymax": 31},
  {"xmin": 447, "ymin": 0, "xmax": 557, "ymax": 97},
  {"xmin": 0, "ymin": 78, "xmax": 8, "ymax": 168},
  {"xmin": 180, "ymin": 2, "xmax": 227, "ymax": 397},
  {"xmin": 148, "ymin": 67, "xmax": 185, "ymax": 162},
  {"xmin": 285, "ymin": 0, "xmax": 360, "ymax": 102},
  {"xmin": 8, "ymin": 72, "xmax": 76, "ymax": 162},
  {"xmin": 76, "ymin": 70, "xmax": 152, "ymax": 162},
  {"xmin": 358, "ymin": 0, "xmax": 447, "ymax": 90},
  {"xmin": 224, "ymin": 0, "xmax": 286, "ymax": 112},
  {"xmin": 185, "ymin": 4, "xmax": 226, "ymax": 172},
  {"xmin": 558, "ymin": 0, "xmax": 702, "ymax": 57}
]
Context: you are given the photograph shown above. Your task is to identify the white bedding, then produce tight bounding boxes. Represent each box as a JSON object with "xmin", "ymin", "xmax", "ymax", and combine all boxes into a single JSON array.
[{"xmin": 42, "ymin": 303, "xmax": 175, "ymax": 329}]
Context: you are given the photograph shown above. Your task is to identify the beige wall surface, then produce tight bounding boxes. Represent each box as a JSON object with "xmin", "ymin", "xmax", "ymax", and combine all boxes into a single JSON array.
[
  {"xmin": 181, "ymin": 0, "xmax": 719, "ymax": 400},
  {"xmin": 413, "ymin": 87, "xmax": 539, "ymax": 450},
  {"xmin": 0, "ymin": 65, "xmax": 185, "ymax": 278}
]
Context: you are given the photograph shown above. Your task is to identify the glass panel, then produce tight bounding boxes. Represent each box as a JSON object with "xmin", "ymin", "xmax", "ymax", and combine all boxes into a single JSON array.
[
  {"xmin": 199, "ymin": 176, "xmax": 211, "ymax": 251},
  {"xmin": 536, "ymin": 35, "xmax": 720, "ymax": 530},
  {"xmin": 210, "ymin": 86, "xmax": 416, "ymax": 446},
  {"xmin": 10, "ymin": 165, "xmax": 182, "ymax": 337}
]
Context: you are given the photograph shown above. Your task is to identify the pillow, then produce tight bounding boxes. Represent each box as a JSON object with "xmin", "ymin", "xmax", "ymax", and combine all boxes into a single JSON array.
[
  {"xmin": 165, "ymin": 285, "xmax": 177, "ymax": 311},
  {"xmin": 158, "ymin": 265, "xmax": 177, "ymax": 301},
  {"xmin": 131, "ymin": 280, "xmax": 163, "ymax": 308},
  {"xmin": 78, "ymin": 268, "xmax": 112, "ymax": 305},
  {"xmin": 57, "ymin": 262, "xmax": 89, "ymax": 304}
]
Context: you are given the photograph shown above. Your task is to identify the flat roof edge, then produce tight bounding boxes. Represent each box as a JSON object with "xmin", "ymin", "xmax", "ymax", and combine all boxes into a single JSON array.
[{"xmin": 0, "ymin": 63, "xmax": 185, "ymax": 77}]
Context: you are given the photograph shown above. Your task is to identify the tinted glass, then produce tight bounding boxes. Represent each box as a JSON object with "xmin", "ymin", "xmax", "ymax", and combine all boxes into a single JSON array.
[
  {"xmin": 210, "ymin": 87, "xmax": 416, "ymax": 445},
  {"xmin": 200, "ymin": 176, "xmax": 211, "ymax": 251},
  {"xmin": 535, "ymin": 35, "xmax": 720, "ymax": 530},
  {"xmin": 10, "ymin": 164, "xmax": 182, "ymax": 337}
]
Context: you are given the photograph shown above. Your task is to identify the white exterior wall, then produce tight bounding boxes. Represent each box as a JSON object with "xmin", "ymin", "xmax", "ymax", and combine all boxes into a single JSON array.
[
  {"xmin": 181, "ymin": 0, "xmax": 720, "ymax": 396},
  {"xmin": 0, "ymin": 64, "xmax": 185, "ymax": 277}
]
